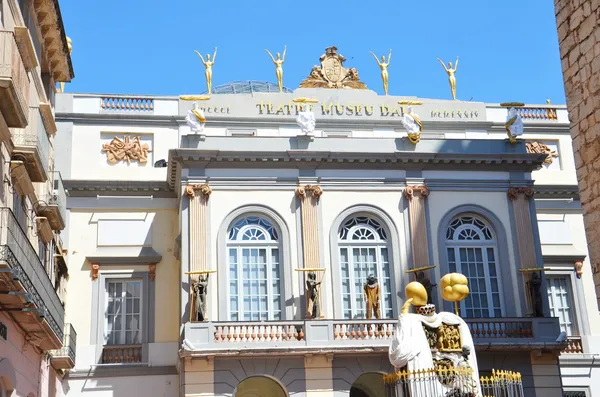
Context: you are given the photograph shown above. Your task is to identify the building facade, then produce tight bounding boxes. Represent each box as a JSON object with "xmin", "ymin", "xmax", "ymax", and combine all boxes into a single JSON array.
[
  {"xmin": 0, "ymin": 0, "xmax": 75, "ymax": 397},
  {"xmin": 554, "ymin": 0, "xmax": 600, "ymax": 309},
  {"xmin": 54, "ymin": 52, "xmax": 598, "ymax": 397}
]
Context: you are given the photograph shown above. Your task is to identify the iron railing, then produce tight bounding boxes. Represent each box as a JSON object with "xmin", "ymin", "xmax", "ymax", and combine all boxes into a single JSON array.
[
  {"xmin": 0, "ymin": 208, "xmax": 63, "ymax": 341},
  {"xmin": 51, "ymin": 323, "xmax": 76, "ymax": 362},
  {"xmin": 12, "ymin": 106, "xmax": 50, "ymax": 175}
]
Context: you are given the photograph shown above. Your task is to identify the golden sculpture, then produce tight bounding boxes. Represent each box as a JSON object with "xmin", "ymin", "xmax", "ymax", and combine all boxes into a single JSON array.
[
  {"xmin": 526, "ymin": 141, "xmax": 559, "ymax": 165},
  {"xmin": 440, "ymin": 273, "xmax": 469, "ymax": 315},
  {"xmin": 364, "ymin": 274, "xmax": 381, "ymax": 319},
  {"xmin": 437, "ymin": 323, "xmax": 462, "ymax": 352},
  {"xmin": 299, "ymin": 46, "xmax": 367, "ymax": 89},
  {"xmin": 369, "ymin": 49, "xmax": 392, "ymax": 95},
  {"xmin": 265, "ymin": 46, "xmax": 287, "ymax": 93},
  {"xmin": 437, "ymin": 57, "xmax": 459, "ymax": 100},
  {"xmin": 102, "ymin": 136, "xmax": 152, "ymax": 165},
  {"xmin": 194, "ymin": 48, "xmax": 217, "ymax": 94}
]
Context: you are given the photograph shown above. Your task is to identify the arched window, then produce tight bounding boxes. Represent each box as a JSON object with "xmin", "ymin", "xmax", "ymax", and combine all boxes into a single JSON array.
[
  {"xmin": 338, "ymin": 216, "xmax": 392, "ymax": 319},
  {"xmin": 227, "ymin": 215, "xmax": 282, "ymax": 321},
  {"xmin": 445, "ymin": 215, "xmax": 502, "ymax": 318}
]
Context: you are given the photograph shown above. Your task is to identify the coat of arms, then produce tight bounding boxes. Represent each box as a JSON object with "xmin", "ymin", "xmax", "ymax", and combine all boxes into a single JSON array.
[{"xmin": 299, "ymin": 46, "xmax": 367, "ymax": 89}]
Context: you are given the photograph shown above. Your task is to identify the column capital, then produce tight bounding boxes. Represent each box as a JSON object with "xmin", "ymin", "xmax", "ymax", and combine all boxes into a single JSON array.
[
  {"xmin": 296, "ymin": 184, "xmax": 323, "ymax": 199},
  {"xmin": 185, "ymin": 183, "xmax": 212, "ymax": 198},
  {"xmin": 403, "ymin": 184, "xmax": 430, "ymax": 201},
  {"xmin": 507, "ymin": 187, "xmax": 534, "ymax": 200}
]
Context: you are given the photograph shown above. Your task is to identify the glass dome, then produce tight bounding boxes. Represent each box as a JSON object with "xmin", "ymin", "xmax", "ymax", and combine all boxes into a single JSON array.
[{"xmin": 202, "ymin": 80, "xmax": 293, "ymax": 95}]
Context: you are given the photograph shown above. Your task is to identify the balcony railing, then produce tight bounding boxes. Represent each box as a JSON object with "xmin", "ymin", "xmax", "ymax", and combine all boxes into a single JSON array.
[
  {"xmin": 100, "ymin": 96, "xmax": 154, "ymax": 113},
  {"xmin": 11, "ymin": 106, "xmax": 50, "ymax": 182},
  {"xmin": 35, "ymin": 170, "xmax": 67, "ymax": 230},
  {"xmin": 563, "ymin": 336, "xmax": 584, "ymax": 354},
  {"xmin": 50, "ymin": 323, "xmax": 76, "ymax": 369},
  {"xmin": 0, "ymin": 30, "xmax": 30, "ymax": 128},
  {"xmin": 513, "ymin": 106, "xmax": 558, "ymax": 121},
  {"xmin": 184, "ymin": 317, "xmax": 561, "ymax": 353},
  {"xmin": 0, "ymin": 208, "xmax": 64, "ymax": 343},
  {"xmin": 102, "ymin": 344, "xmax": 143, "ymax": 364}
]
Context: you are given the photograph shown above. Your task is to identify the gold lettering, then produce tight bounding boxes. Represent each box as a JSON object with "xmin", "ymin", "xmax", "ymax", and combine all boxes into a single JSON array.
[
  {"xmin": 346, "ymin": 105, "xmax": 355, "ymax": 116},
  {"xmin": 321, "ymin": 103, "xmax": 334, "ymax": 115},
  {"xmin": 256, "ymin": 101, "xmax": 267, "ymax": 114},
  {"xmin": 275, "ymin": 104, "xmax": 286, "ymax": 115},
  {"xmin": 335, "ymin": 103, "xmax": 344, "ymax": 116},
  {"xmin": 365, "ymin": 105, "xmax": 374, "ymax": 116},
  {"xmin": 390, "ymin": 106, "xmax": 402, "ymax": 117},
  {"xmin": 355, "ymin": 105, "xmax": 363, "ymax": 116},
  {"xmin": 380, "ymin": 104, "xmax": 390, "ymax": 116}
]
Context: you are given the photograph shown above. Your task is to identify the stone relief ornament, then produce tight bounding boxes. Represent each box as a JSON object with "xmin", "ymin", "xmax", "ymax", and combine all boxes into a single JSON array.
[
  {"xmin": 299, "ymin": 46, "xmax": 367, "ymax": 89},
  {"xmin": 186, "ymin": 103, "xmax": 207, "ymax": 134},
  {"xmin": 505, "ymin": 107, "xmax": 524, "ymax": 143},
  {"xmin": 526, "ymin": 141, "xmax": 559, "ymax": 165},
  {"xmin": 401, "ymin": 106, "xmax": 423, "ymax": 144},
  {"xmin": 102, "ymin": 136, "xmax": 152, "ymax": 165},
  {"xmin": 296, "ymin": 111, "xmax": 316, "ymax": 134}
]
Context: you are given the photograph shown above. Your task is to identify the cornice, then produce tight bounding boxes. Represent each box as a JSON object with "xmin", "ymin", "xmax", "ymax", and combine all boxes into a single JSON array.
[{"xmin": 64, "ymin": 179, "xmax": 176, "ymax": 197}]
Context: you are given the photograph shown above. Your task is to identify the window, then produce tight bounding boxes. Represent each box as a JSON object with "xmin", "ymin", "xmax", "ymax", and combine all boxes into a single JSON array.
[
  {"xmin": 338, "ymin": 216, "xmax": 392, "ymax": 319},
  {"xmin": 563, "ymin": 391, "xmax": 587, "ymax": 397},
  {"xmin": 547, "ymin": 275, "xmax": 578, "ymax": 336},
  {"xmin": 104, "ymin": 280, "xmax": 142, "ymax": 345},
  {"xmin": 227, "ymin": 216, "xmax": 282, "ymax": 321},
  {"xmin": 446, "ymin": 215, "xmax": 502, "ymax": 318},
  {"xmin": 12, "ymin": 190, "xmax": 28, "ymax": 232}
]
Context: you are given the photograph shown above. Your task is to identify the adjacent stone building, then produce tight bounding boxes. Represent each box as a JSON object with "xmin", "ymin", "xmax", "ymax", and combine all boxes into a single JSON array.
[{"xmin": 554, "ymin": 0, "xmax": 600, "ymax": 307}]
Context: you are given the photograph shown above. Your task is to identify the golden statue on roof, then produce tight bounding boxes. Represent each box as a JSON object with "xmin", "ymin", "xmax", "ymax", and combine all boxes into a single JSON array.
[
  {"xmin": 299, "ymin": 46, "xmax": 367, "ymax": 89},
  {"xmin": 370, "ymin": 49, "xmax": 392, "ymax": 95},
  {"xmin": 265, "ymin": 46, "xmax": 287, "ymax": 93},
  {"xmin": 195, "ymin": 48, "xmax": 217, "ymax": 94},
  {"xmin": 437, "ymin": 56, "xmax": 459, "ymax": 100}
]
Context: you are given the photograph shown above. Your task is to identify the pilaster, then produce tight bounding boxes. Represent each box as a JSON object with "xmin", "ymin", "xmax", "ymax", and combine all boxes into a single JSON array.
[
  {"xmin": 529, "ymin": 351, "xmax": 563, "ymax": 397},
  {"xmin": 508, "ymin": 187, "xmax": 537, "ymax": 270},
  {"xmin": 304, "ymin": 354, "xmax": 334, "ymax": 397},
  {"xmin": 185, "ymin": 183, "xmax": 212, "ymax": 274},
  {"xmin": 296, "ymin": 185, "xmax": 323, "ymax": 270},
  {"xmin": 183, "ymin": 356, "xmax": 214, "ymax": 397},
  {"xmin": 404, "ymin": 185, "xmax": 431, "ymax": 267}
]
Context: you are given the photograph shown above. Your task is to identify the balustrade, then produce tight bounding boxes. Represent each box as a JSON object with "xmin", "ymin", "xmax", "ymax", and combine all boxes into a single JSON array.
[
  {"xmin": 467, "ymin": 319, "xmax": 533, "ymax": 338},
  {"xmin": 100, "ymin": 96, "xmax": 154, "ymax": 112},
  {"xmin": 514, "ymin": 107, "xmax": 558, "ymax": 121},
  {"xmin": 563, "ymin": 336, "xmax": 583, "ymax": 354},
  {"xmin": 102, "ymin": 344, "xmax": 143, "ymax": 364},
  {"xmin": 214, "ymin": 322, "xmax": 305, "ymax": 343}
]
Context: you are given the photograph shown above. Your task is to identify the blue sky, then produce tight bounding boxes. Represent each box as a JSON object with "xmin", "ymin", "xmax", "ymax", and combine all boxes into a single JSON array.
[{"xmin": 60, "ymin": 0, "xmax": 565, "ymax": 104}]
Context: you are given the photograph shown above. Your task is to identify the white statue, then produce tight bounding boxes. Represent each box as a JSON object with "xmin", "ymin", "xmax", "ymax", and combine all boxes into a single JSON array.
[
  {"xmin": 186, "ymin": 103, "xmax": 206, "ymax": 134},
  {"xmin": 388, "ymin": 282, "xmax": 482, "ymax": 397},
  {"xmin": 401, "ymin": 106, "xmax": 423, "ymax": 144},
  {"xmin": 296, "ymin": 111, "xmax": 316, "ymax": 135},
  {"xmin": 505, "ymin": 107, "xmax": 524, "ymax": 143}
]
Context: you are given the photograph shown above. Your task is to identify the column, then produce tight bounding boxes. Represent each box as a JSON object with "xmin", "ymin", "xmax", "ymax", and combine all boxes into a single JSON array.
[
  {"xmin": 183, "ymin": 357, "xmax": 214, "ymax": 397},
  {"xmin": 296, "ymin": 185, "xmax": 323, "ymax": 269},
  {"xmin": 185, "ymin": 183, "xmax": 212, "ymax": 273},
  {"xmin": 304, "ymin": 354, "xmax": 334, "ymax": 397},
  {"xmin": 296, "ymin": 184, "xmax": 324, "ymax": 318},
  {"xmin": 404, "ymin": 185, "xmax": 431, "ymax": 267},
  {"xmin": 508, "ymin": 187, "xmax": 538, "ymax": 316},
  {"xmin": 529, "ymin": 351, "xmax": 563, "ymax": 397}
]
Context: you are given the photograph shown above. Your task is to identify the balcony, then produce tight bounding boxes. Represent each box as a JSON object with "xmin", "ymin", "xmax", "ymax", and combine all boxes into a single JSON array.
[
  {"xmin": 11, "ymin": 106, "xmax": 50, "ymax": 182},
  {"xmin": 0, "ymin": 208, "xmax": 64, "ymax": 350},
  {"xmin": 50, "ymin": 323, "xmax": 77, "ymax": 370},
  {"xmin": 34, "ymin": 171, "xmax": 67, "ymax": 230},
  {"xmin": 182, "ymin": 317, "xmax": 562, "ymax": 356},
  {"xmin": 0, "ymin": 31, "xmax": 30, "ymax": 128}
]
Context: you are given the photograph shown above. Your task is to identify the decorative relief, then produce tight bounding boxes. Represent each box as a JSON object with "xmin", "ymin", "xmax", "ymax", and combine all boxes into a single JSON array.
[
  {"xmin": 295, "ymin": 184, "xmax": 323, "ymax": 199},
  {"xmin": 102, "ymin": 136, "xmax": 152, "ymax": 165},
  {"xmin": 184, "ymin": 183, "xmax": 212, "ymax": 198},
  {"xmin": 299, "ymin": 46, "xmax": 367, "ymax": 89},
  {"xmin": 423, "ymin": 323, "xmax": 462, "ymax": 353},
  {"xmin": 526, "ymin": 141, "xmax": 559, "ymax": 165},
  {"xmin": 149, "ymin": 264, "xmax": 156, "ymax": 281},
  {"xmin": 403, "ymin": 185, "xmax": 430, "ymax": 200},
  {"xmin": 507, "ymin": 187, "xmax": 534, "ymax": 201},
  {"xmin": 91, "ymin": 263, "xmax": 99, "ymax": 281},
  {"xmin": 575, "ymin": 261, "xmax": 583, "ymax": 279}
]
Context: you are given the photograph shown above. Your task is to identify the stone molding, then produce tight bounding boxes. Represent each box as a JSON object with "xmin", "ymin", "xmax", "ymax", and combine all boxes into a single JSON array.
[
  {"xmin": 507, "ymin": 187, "xmax": 534, "ymax": 201},
  {"xmin": 404, "ymin": 185, "xmax": 431, "ymax": 268},
  {"xmin": 403, "ymin": 184, "xmax": 430, "ymax": 200}
]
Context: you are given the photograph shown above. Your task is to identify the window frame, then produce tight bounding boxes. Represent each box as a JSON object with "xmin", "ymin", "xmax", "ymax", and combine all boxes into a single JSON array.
[
  {"xmin": 445, "ymin": 216, "xmax": 504, "ymax": 318},
  {"xmin": 337, "ymin": 217, "xmax": 393, "ymax": 319},
  {"xmin": 226, "ymin": 216, "xmax": 284, "ymax": 321},
  {"xmin": 92, "ymin": 271, "xmax": 154, "ymax": 364},
  {"xmin": 104, "ymin": 279, "xmax": 144, "ymax": 345},
  {"xmin": 545, "ymin": 267, "xmax": 586, "ymax": 337}
]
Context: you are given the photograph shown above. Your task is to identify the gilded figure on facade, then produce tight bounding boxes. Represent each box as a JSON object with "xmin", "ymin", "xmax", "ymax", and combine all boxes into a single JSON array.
[
  {"xmin": 364, "ymin": 274, "xmax": 381, "ymax": 319},
  {"xmin": 306, "ymin": 272, "xmax": 321, "ymax": 319},
  {"xmin": 195, "ymin": 48, "xmax": 217, "ymax": 94},
  {"xmin": 437, "ymin": 57, "xmax": 459, "ymax": 100},
  {"xmin": 102, "ymin": 135, "xmax": 152, "ymax": 165},
  {"xmin": 369, "ymin": 49, "xmax": 392, "ymax": 95},
  {"xmin": 265, "ymin": 46, "xmax": 287, "ymax": 93}
]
